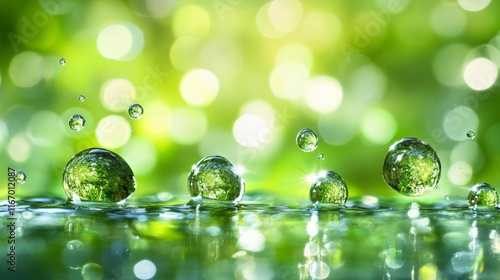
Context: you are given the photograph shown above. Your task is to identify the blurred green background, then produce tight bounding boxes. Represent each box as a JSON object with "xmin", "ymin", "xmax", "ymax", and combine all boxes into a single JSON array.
[{"xmin": 1, "ymin": 0, "xmax": 500, "ymax": 202}]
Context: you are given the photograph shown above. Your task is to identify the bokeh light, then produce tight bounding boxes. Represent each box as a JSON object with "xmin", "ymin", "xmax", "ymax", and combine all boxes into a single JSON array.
[
  {"xmin": 96, "ymin": 115, "xmax": 131, "ymax": 148},
  {"xmin": 100, "ymin": 78, "xmax": 136, "ymax": 112},
  {"xmin": 463, "ymin": 57, "xmax": 498, "ymax": 91},
  {"xmin": 9, "ymin": 51, "xmax": 44, "ymax": 88},
  {"xmin": 134, "ymin": 259, "xmax": 156, "ymax": 280},
  {"xmin": 168, "ymin": 107, "xmax": 207, "ymax": 145},
  {"xmin": 97, "ymin": 23, "xmax": 144, "ymax": 61},
  {"xmin": 180, "ymin": 69, "xmax": 219, "ymax": 107},
  {"xmin": 458, "ymin": 0, "xmax": 491, "ymax": 12},
  {"xmin": 304, "ymin": 76, "xmax": 343, "ymax": 113}
]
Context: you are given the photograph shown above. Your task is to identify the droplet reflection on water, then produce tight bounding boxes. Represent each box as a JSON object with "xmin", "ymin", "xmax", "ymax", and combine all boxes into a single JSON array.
[
  {"xmin": 188, "ymin": 155, "xmax": 245, "ymax": 202},
  {"xmin": 296, "ymin": 128, "xmax": 318, "ymax": 152},
  {"xmin": 59, "ymin": 58, "xmax": 66, "ymax": 66},
  {"xmin": 62, "ymin": 148, "xmax": 136, "ymax": 203},
  {"xmin": 128, "ymin": 103, "xmax": 144, "ymax": 120},
  {"xmin": 309, "ymin": 171, "xmax": 348, "ymax": 205},
  {"xmin": 15, "ymin": 170, "xmax": 27, "ymax": 184},
  {"xmin": 467, "ymin": 182, "xmax": 499, "ymax": 209},
  {"xmin": 466, "ymin": 130, "xmax": 475, "ymax": 139},
  {"xmin": 382, "ymin": 137, "xmax": 441, "ymax": 196},
  {"xmin": 69, "ymin": 114, "xmax": 86, "ymax": 131}
]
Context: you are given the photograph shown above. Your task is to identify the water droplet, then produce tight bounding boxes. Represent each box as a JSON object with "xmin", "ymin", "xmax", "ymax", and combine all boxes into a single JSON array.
[
  {"xmin": 63, "ymin": 240, "xmax": 87, "ymax": 269},
  {"xmin": 466, "ymin": 130, "xmax": 476, "ymax": 139},
  {"xmin": 309, "ymin": 171, "xmax": 348, "ymax": 205},
  {"xmin": 128, "ymin": 103, "xmax": 144, "ymax": 120},
  {"xmin": 309, "ymin": 261, "xmax": 330, "ymax": 280},
  {"xmin": 296, "ymin": 128, "xmax": 318, "ymax": 152},
  {"xmin": 445, "ymin": 195, "xmax": 450, "ymax": 201},
  {"xmin": 81, "ymin": 263, "xmax": 103, "ymax": 280},
  {"xmin": 382, "ymin": 137, "xmax": 441, "ymax": 196},
  {"xmin": 188, "ymin": 155, "xmax": 245, "ymax": 202},
  {"xmin": 63, "ymin": 148, "xmax": 136, "ymax": 203},
  {"xmin": 15, "ymin": 170, "xmax": 27, "ymax": 185},
  {"xmin": 317, "ymin": 153, "xmax": 325, "ymax": 160},
  {"xmin": 78, "ymin": 95, "xmax": 85, "ymax": 102},
  {"xmin": 467, "ymin": 182, "xmax": 499, "ymax": 209},
  {"xmin": 69, "ymin": 114, "xmax": 86, "ymax": 131},
  {"xmin": 59, "ymin": 58, "xmax": 66, "ymax": 66}
]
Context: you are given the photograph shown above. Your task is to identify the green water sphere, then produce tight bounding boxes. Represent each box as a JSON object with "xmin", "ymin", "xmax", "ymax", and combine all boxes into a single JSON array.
[
  {"xmin": 382, "ymin": 137, "xmax": 441, "ymax": 196},
  {"xmin": 468, "ymin": 182, "xmax": 499, "ymax": 209},
  {"xmin": 466, "ymin": 130, "xmax": 476, "ymax": 139},
  {"xmin": 296, "ymin": 128, "xmax": 318, "ymax": 152},
  {"xmin": 188, "ymin": 155, "xmax": 245, "ymax": 202},
  {"xmin": 309, "ymin": 171, "xmax": 348, "ymax": 205},
  {"xmin": 69, "ymin": 114, "xmax": 86, "ymax": 131},
  {"xmin": 62, "ymin": 148, "xmax": 136, "ymax": 203},
  {"xmin": 128, "ymin": 103, "xmax": 144, "ymax": 120},
  {"xmin": 15, "ymin": 170, "xmax": 27, "ymax": 184}
]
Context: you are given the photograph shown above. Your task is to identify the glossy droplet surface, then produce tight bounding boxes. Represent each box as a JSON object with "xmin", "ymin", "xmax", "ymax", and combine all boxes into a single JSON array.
[
  {"xmin": 63, "ymin": 148, "xmax": 136, "ymax": 203},
  {"xmin": 81, "ymin": 263, "xmax": 103, "ymax": 280},
  {"xmin": 309, "ymin": 171, "xmax": 348, "ymax": 205},
  {"xmin": 128, "ymin": 104, "xmax": 144, "ymax": 120},
  {"xmin": 296, "ymin": 128, "xmax": 318, "ymax": 152},
  {"xmin": 466, "ymin": 130, "xmax": 475, "ymax": 139},
  {"xmin": 69, "ymin": 114, "xmax": 86, "ymax": 131},
  {"xmin": 15, "ymin": 170, "xmax": 27, "ymax": 184},
  {"xmin": 468, "ymin": 182, "xmax": 499, "ymax": 209},
  {"xmin": 59, "ymin": 58, "xmax": 66, "ymax": 66},
  {"xmin": 188, "ymin": 155, "xmax": 245, "ymax": 202},
  {"xmin": 78, "ymin": 95, "xmax": 85, "ymax": 102},
  {"xmin": 382, "ymin": 137, "xmax": 441, "ymax": 196},
  {"xmin": 317, "ymin": 153, "xmax": 324, "ymax": 160}
]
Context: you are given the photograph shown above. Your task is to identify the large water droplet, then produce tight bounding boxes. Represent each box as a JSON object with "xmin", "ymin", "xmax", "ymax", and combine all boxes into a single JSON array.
[
  {"xmin": 382, "ymin": 137, "xmax": 441, "ymax": 196},
  {"xmin": 466, "ymin": 130, "xmax": 476, "ymax": 139},
  {"xmin": 467, "ymin": 182, "xmax": 499, "ymax": 209},
  {"xmin": 188, "ymin": 155, "xmax": 245, "ymax": 202},
  {"xmin": 78, "ymin": 95, "xmax": 86, "ymax": 103},
  {"xmin": 296, "ymin": 128, "xmax": 318, "ymax": 152},
  {"xmin": 309, "ymin": 171, "xmax": 348, "ymax": 205},
  {"xmin": 63, "ymin": 148, "xmax": 136, "ymax": 203},
  {"xmin": 15, "ymin": 170, "xmax": 27, "ymax": 184},
  {"xmin": 128, "ymin": 104, "xmax": 144, "ymax": 120},
  {"xmin": 69, "ymin": 114, "xmax": 86, "ymax": 131},
  {"xmin": 59, "ymin": 58, "xmax": 66, "ymax": 66}
]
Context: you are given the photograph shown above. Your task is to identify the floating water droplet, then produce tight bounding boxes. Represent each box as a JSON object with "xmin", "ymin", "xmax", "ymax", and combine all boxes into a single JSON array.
[
  {"xmin": 309, "ymin": 261, "xmax": 330, "ymax": 280},
  {"xmin": 382, "ymin": 137, "xmax": 441, "ymax": 196},
  {"xmin": 63, "ymin": 148, "xmax": 136, "ymax": 203},
  {"xmin": 317, "ymin": 153, "xmax": 324, "ymax": 160},
  {"xmin": 188, "ymin": 155, "xmax": 245, "ymax": 202},
  {"xmin": 296, "ymin": 128, "xmax": 318, "ymax": 152},
  {"xmin": 467, "ymin": 182, "xmax": 499, "ymax": 209},
  {"xmin": 128, "ymin": 103, "xmax": 144, "ymax": 120},
  {"xmin": 63, "ymin": 240, "xmax": 87, "ymax": 269},
  {"xmin": 69, "ymin": 114, "xmax": 86, "ymax": 131},
  {"xmin": 78, "ymin": 95, "xmax": 85, "ymax": 102},
  {"xmin": 466, "ymin": 130, "xmax": 475, "ymax": 139},
  {"xmin": 15, "ymin": 170, "xmax": 27, "ymax": 185},
  {"xmin": 59, "ymin": 58, "xmax": 66, "ymax": 66},
  {"xmin": 81, "ymin": 263, "xmax": 103, "ymax": 280},
  {"xmin": 309, "ymin": 171, "xmax": 348, "ymax": 205}
]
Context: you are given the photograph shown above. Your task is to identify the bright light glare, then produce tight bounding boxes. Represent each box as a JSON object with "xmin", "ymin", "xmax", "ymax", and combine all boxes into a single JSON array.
[
  {"xmin": 238, "ymin": 229, "xmax": 265, "ymax": 252},
  {"xmin": 134, "ymin": 259, "xmax": 156, "ymax": 280},
  {"xmin": 463, "ymin": 57, "xmax": 497, "ymax": 91}
]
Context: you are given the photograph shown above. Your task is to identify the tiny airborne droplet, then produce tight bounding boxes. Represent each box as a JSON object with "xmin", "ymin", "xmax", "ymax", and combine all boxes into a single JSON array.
[
  {"xmin": 15, "ymin": 170, "xmax": 27, "ymax": 184},
  {"xmin": 68, "ymin": 114, "xmax": 86, "ymax": 131},
  {"xmin": 296, "ymin": 128, "xmax": 319, "ymax": 152},
  {"xmin": 317, "ymin": 153, "xmax": 325, "ymax": 160},
  {"xmin": 78, "ymin": 95, "xmax": 85, "ymax": 102},
  {"xmin": 59, "ymin": 58, "xmax": 66, "ymax": 66},
  {"xmin": 467, "ymin": 182, "xmax": 499, "ymax": 209},
  {"xmin": 466, "ymin": 130, "xmax": 475, "ymax": 139},
  {"xmin": 309, "ymin": 170, "xmax": 348, "ymax": 205},
  {"xmin": 128, "ymin": 104, "xmax": 144, "ymax": 120}
]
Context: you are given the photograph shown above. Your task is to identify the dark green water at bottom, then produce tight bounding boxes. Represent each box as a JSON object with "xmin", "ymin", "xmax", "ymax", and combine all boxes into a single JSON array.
[{"xmin": 1, "ymin": 196, "xmax": 499, "ymax": 280}]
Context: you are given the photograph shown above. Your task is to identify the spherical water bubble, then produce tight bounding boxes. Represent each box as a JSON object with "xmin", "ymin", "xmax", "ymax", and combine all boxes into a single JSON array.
[
  {"xmin": 188, "ymin": 155, "xmax": 245, "ymax": 202},
  {"xmin": 78, "ymin": 95, "xmax": 86, "ymax": 102},
  {"xmin": 15, "ymin": 170, "xmax": 27, "ymax": 184},
  {"xmin": 59, "ymin": 58, "xmax": 66, "ymax": 66},
  {"xmin": 467, "ymin": 182, "xmax": 499, "ymax": 209},
  {"xmin": 128, "ymin": 104, "xmax": 144, "ymax": 120},
  {"xmin": 317, "ymin": 153, "xmax": 325, "ymax": 160},
  {"xmin": 309, "ymin": 171, "xmax": 348, "ymax": 205},
  {"xmin": 382, "ymin": 137, "xmax": 441, "ymax": 196},
  {"xmin": 82, "ymin": 263, "xmax": 103, "ymax": 280},
  {"xmin": 63, "ymin": 240, "xmax": 87, "ymax": 269},
  {"xmin": 69, "ymin": 114, "xmax": 86, "ymax": 131},
  {"xmin": 466, "ymin": 130, "xmax": 476, "ymax": 139},
  {"xmin": 309, "ymin": 261, "xmax": 330, "ymax": 280},
  {"xmin": 63, "ymin": 148, "xmax": 136, "ymax": 203},
  {"xmin": 296, "ymin": 128, "xmax": 318, "ymax": 152}
]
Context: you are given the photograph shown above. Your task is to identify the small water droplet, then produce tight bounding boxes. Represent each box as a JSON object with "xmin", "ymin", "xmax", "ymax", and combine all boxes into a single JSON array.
[
  {"xmin": 188, "ymin": 155, "xmax": 245, "ymax": 202},
  {"xmin": 382, "ymin": 137, "xmax": 441, "ymax": 196},
  {"xmin": 59, "ymin": 58, "xmax": 66, "ymax": 66},
  {"xmin": 63, "ymin": 148, "xmax": 136, "ymax": 203},
  {"xmin": 15, "ymin": 170, "xmax": 27, "ymax": 184},
  {"xmin": 445, "ymin": 195, "xmax": 450, "ymax": 200},
  {"xmin": 81, "ymin": 263, "xmax": 103, "ymax": 280},
  {"xmin": 309, "ymin": 170, "xmax": 348, "ymax": 205},
  {"xmin": 466, "ymin": 130, "xmax": 475, "ymax": 139},
  {"xmin": 68, "ymin": 114, "xmax": 86, "ymax": 131},
  {"xmin": 296, "ymin": 128, "xmax": 318, "ymax": 152},
  {"xmin": 317, "ymin": 153, "xmax": 324, "ymax": 160},
  {"xmin": 78, "ymin": 95, "xmax": 85, "ymax": 102},
  {"xmin": 128, "ymin": 103, "xmax": 144, "ymax": 120},
  {"xmin": 467, "ymin": 182, "xmax": 499, "ymax": 209}
]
